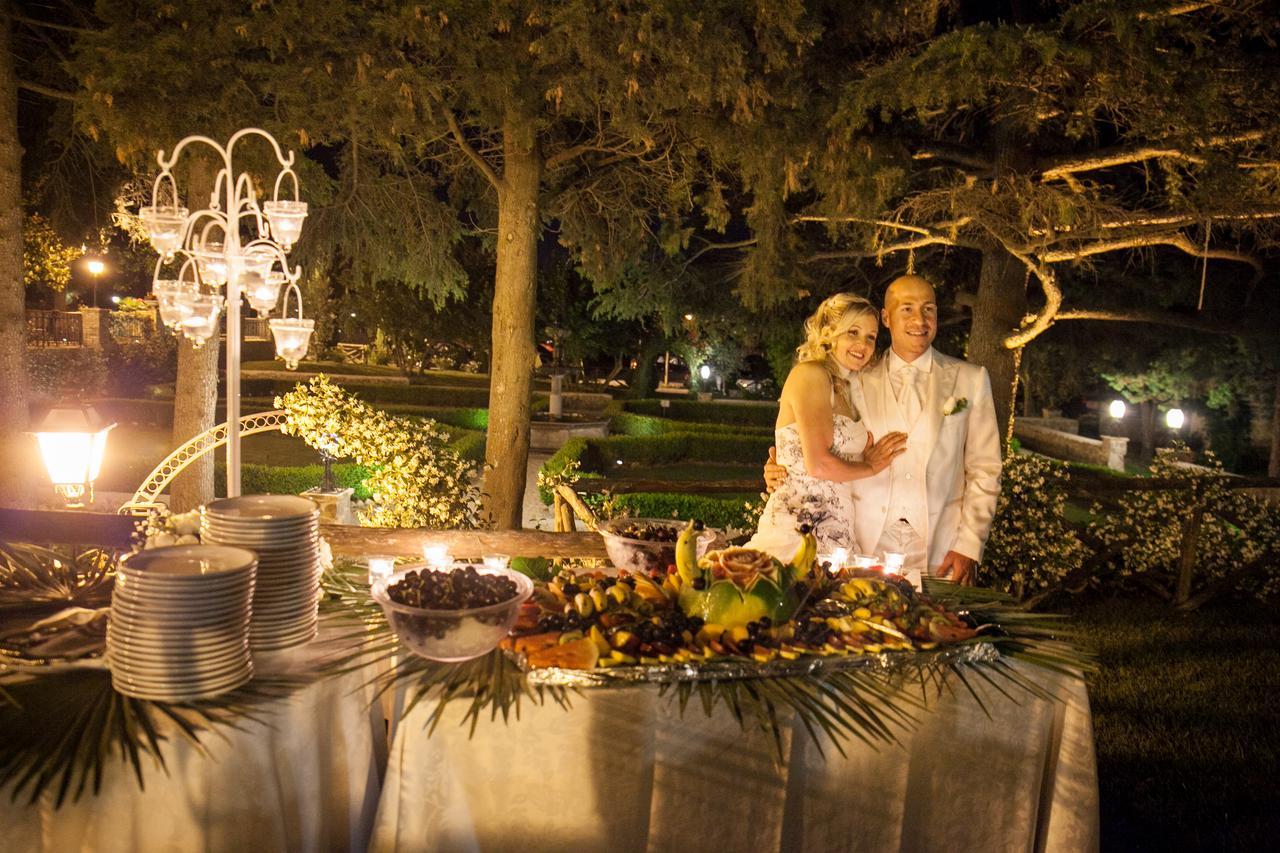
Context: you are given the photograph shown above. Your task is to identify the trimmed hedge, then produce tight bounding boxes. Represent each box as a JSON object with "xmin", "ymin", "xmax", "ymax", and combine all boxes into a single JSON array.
[
  {"xmin": 610, "ymin": 411, "xmax": 773, "ymax": 438},
  {"xmin": 448, "ymin": 431, "xmax": 487, "ymax": 464},
  {"xmin": 214, "ymin": 462, "xmax": 374, "ymax": 501},
  {"xmin": 539, "ymin": 432, "xmax": 772, "ymax": 503},
  {"xmin": 242, "ymin": 379, "xmax": 510, "ymax": 409},
  {"xmin": 624, "ymin": 398, "xmax": 778, "ymax": 428},
  {"xmin": 605, "ymin": 492, "xmax": 762, "ymax": 530}
]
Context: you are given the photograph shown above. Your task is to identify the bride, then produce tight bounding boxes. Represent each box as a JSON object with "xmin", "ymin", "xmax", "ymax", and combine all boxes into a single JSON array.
[{"xmin": 746, "ymin": 294, "xmax": 907, "ymax": 561}]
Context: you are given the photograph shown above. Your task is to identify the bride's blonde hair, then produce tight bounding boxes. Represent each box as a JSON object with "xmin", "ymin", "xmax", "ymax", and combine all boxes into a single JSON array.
[{"xmin": 794, "ymin": 293, "xmax": 878, "ymax": 414}]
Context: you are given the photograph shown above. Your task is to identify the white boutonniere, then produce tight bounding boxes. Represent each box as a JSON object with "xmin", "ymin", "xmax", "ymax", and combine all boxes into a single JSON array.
[{"xmin": 943, "ymin": 396, "xmax": 969, "ymax": 416}]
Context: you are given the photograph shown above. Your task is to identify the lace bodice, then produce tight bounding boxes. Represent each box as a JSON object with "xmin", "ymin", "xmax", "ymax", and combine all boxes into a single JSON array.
[{"xmin": 774, "ymin": 413, "xmax": 867, "ymax": 476}]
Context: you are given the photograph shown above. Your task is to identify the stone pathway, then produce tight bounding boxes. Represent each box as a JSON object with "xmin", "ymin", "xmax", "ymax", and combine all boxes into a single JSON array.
[{"xmin": 522, "ymin": 451, "xmax": 557, "ymax": 530}]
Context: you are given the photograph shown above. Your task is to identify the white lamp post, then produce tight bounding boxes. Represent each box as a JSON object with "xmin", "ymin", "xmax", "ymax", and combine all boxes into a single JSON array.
[
  {"xmin": 1108, "ymin": 399, "xmax": 1127, "ymax": 420},
  {"xmin": 29, "ymin": 404, "xmax": 117, "ymax": 508},
  {"xmin": 1166, "ymin": 408, "xmax": 1185, "ymax": 430},
  {"xmin": 138, "ymin": 128, "xmax": 309, "ymax": 497}
]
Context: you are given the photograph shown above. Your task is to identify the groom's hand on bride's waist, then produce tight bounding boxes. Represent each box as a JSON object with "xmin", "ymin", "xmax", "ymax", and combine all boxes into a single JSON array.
[
  {"xmin": 936, "ymin": 550, "xmax": 977, "ymax": 586},
  {"xmin": 764, "ymin": 446, "xmax": 787, "ymax": 492}
]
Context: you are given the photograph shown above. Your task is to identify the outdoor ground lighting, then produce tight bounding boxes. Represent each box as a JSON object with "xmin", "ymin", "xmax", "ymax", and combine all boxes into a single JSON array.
[
  {"xmin": 1108, "ymin": 400, "xmax": 1127, "ymax": 419},
  {"xmin": 30, "ymin": 404, "xmax": 117, "ymax": 507}
]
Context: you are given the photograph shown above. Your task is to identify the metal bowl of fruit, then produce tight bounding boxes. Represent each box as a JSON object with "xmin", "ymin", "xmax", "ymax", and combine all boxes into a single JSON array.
[
  {"xmin": 597, "ymin": 518, "xmax": 718, "ymax": 575},
  {"xmin": 372, "ymin": 563, "xmax": 534, "ymax": 662}
]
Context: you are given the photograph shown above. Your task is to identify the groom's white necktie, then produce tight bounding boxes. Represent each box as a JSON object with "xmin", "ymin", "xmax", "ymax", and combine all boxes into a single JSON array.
[{"xmin": 894, "ymin": 363, "xmax": 923, "ymax": 426}]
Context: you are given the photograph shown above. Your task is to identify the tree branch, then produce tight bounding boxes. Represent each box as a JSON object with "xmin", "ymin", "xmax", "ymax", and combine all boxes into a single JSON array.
[
  {"xmin": 443, "ymin": 109, "xmax": 502, "ymax": 191},
  {"xmin": 1053, "ymin": 308, "xmax": 1259, "ymax": 336},
  {"xmin": 1038, "ymin": 232, "xmax": 1263, "ymax": 283},
  {"xmin": 1037, "ymin": 130, "xmax": 1269, "ymax": 182},
  {"xmin": 1002, "ymin": 248, "xmax": 1063, "ymax": 349},
  {"xmin": 17, "ymin": 79, "xmax": 76, "ymax": 102},
  {"xmin": 911, "ymin": 144, "xmax": 994, "ymax": 175},
  {"xmin": 7, "ymin": 12, "xmax": 95, "ymax": 35}
]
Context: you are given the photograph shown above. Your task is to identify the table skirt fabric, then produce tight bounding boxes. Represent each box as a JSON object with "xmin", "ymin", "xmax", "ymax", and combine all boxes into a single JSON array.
[
  {"xmin": 3, "ymin": 640, "xmax": 387, "ymax": 853},
  {"xmin": 370, "ymin": 662, "xmax": 1099, "ymax": 853}
]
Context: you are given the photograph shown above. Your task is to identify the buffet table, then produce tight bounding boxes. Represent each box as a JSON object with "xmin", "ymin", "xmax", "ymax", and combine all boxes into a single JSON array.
[
  {"xmin": 370, "ymin": 662, "xmax": 1098, "ymax": 853},
  {"xmin": 1, "ymin": 628, "xmax": 387, "ymax": 853}
]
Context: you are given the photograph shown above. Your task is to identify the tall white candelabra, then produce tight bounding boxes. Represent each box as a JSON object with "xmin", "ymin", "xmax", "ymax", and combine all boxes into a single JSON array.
[{"xmin": 139, "ymin": 128, "xmax": 314, "ymax": 497}]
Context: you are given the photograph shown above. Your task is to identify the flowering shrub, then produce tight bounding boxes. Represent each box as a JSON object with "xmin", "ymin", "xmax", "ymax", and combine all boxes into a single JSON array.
[
  {"xmin": 276, "ymin": 376, "xmax": 483, "ymax": 529},
  {"xmin": 1090, "ymin": 451, "xmax": 1280, "ymax": 601},
  {"xmin": 982, "ymin": 452, "xmax": 1089, "ymax": 596}
]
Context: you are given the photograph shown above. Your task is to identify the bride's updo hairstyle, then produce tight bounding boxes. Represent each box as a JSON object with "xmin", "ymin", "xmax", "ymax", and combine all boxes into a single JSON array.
[
  {"xmin": 793, "ymin": 293, "xmax": 877, "ymax": 413},
  {"xmin": 795, "ymin": 293, "xmax": 878, "ymax": 366}
]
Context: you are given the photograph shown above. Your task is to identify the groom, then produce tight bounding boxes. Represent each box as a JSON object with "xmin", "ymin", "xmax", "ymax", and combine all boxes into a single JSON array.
[{"xmin": 766, "ymin": 275, "xmax": 1002, "ymax": 585}]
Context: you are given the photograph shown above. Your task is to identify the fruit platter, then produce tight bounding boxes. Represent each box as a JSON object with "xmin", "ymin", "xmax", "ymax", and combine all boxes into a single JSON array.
[{"xmin": 498, "ymin": 521, "xmax": 990, "ymax": 686}]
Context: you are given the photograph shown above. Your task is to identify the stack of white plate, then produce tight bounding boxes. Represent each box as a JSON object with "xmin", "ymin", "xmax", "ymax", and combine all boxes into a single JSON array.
[
  {"xmin": 202, "ymin": 495, "xmax": 321, "ymax": 651},
  {"xmin": 108, "ymin": 545, "xmax": 256, "ymax": 702}
]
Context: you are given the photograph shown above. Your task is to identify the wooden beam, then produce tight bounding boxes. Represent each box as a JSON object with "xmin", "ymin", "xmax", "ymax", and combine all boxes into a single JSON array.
[
  {"xmin": 0, "ymin": 508, "xmax": 136, "ymax": 548},
  {"xmin": 321, "ymin": 524, "xmax": 608, "ymax": 559}
]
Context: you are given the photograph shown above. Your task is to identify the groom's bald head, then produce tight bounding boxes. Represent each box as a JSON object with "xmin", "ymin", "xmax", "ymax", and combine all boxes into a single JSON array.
[{"xmin": 882, "ymin": 275, "xmax": 938, "ymax": 361}]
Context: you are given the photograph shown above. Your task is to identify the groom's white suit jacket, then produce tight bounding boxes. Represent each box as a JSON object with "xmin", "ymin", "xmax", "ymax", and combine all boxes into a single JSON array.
[{"xmin": 847, "ymin": 348, "xmax": 1002, "ymax": 571}]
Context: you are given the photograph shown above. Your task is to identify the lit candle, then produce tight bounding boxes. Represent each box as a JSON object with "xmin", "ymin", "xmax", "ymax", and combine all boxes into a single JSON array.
[
  {"xmin": 482, "ymin": 554, "xmax": 510, "ymax": 571},
  {"xmin": 422, "ymin": 545, "xmax": 450, "ymax": 568},
  {"xmin": 882, "ymin": 552, "xmax": 906, "ymax": 575},
  {"xmin": 368, "ymin": 556, "xmax": 396, "ymax": 588},
  {"xmin": 852, "ymin": 554, "xmax": 877, "ymax": 570},
  {"xmin": 829, "ymin": 548, "xmax": 849, "ymax": 569}
]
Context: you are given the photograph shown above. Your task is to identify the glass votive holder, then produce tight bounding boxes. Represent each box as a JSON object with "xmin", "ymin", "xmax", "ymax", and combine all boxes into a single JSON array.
[
  {"xmin": 482, "ymin": 554, "xmax": 510, "ymax": 571},
  {"xmin": 422, "ymin": 545, "xmax": 450, "ymax": 568},
  {"xmin": 828, "ymin": 548, "xmax": 849, "ymax": 569},
  {"xmin": 851, "ymin": 554, "xmax": 878, "ymax": 570},
  {"xmin": 882, "ymin": 552, "xmax": 906, "ymax": 574},
  {"xmin": 367, "ymin": 555, "xmax": 396, "ymax": 589}
]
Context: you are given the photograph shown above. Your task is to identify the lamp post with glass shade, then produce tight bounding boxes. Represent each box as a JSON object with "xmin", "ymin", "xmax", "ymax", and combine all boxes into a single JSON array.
[
  {"xmin": 137, "ymin": 128, "xmax": 313, "ymax": 497},
  {"xmin": 29, "ymin": 404, "xmax": 116, "ymax": 508},
  {"xmin": 85, "ymin": 257, "xmax": 106, "ymax": 308}
]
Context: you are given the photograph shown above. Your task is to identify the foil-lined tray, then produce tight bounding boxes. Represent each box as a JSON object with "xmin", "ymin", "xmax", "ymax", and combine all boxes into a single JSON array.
[{"xmin": 523, "ymin": 642, "xmax": 1000, "ymax": 688}]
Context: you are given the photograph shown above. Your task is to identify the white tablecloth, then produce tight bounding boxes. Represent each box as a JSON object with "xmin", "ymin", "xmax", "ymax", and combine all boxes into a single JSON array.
[
  {"xmin": 3, "ymin": 629, "xmax": 387, "ymax": 853},
  {"xmin": 371, "ymin": 661, "xmax": 1098, "ymax": 853}
]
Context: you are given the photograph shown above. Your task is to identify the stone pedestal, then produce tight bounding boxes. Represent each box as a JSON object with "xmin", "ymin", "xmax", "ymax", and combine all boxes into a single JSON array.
[
  {"xmin": 1101, "ymin": 435, "xmax": 1129, "ymax": 472},
  {"xmin": 79, "ymin": 308, "xmax": 110, "ymax": 349},
  {"xmin": 302, "ymin": 488, "xmax": 356, "ymax": 524}
]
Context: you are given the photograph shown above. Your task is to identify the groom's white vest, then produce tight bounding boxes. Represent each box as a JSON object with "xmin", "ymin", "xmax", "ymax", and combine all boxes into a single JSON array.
[{"xmin": 848, "ymin": 348, "xmax": 1002, "ymax": 572}]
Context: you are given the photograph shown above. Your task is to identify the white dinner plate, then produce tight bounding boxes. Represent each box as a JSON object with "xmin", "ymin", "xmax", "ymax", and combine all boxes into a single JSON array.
[{"xmin": 204, "ymin": 494, "xmax": 319, "ymax": 519}]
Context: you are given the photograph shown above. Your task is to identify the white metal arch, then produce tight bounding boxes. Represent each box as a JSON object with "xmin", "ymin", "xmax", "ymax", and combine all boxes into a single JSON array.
[{"xmin": 119, "ymin": 410, "xmax": 288, "ymax": 516}]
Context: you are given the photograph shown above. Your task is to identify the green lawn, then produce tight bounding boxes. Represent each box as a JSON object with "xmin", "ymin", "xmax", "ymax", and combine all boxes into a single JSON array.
[{"xmin": 1072, "ymin": 597, "xmax": 1280, "ymax": 851}]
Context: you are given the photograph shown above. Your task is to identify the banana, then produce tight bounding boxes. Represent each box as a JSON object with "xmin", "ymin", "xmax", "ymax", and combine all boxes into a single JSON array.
[
  {"xmin": 675, "ymin": 520, "xmax": 704, "ymax": 585},
  {"xmin": 787, "ymin": 523, "xmax": 817, "ymax": 578},
  {"xmin": 589, "ymin": 587, "xmax": 608, "ymax": 613},
  {"xmin": 608, "ymin": 584, "xmax": 629, "ymax": 606},
  {"xmin": 574, "ymin": 592, "xmax": 594, "ymax": 617}
]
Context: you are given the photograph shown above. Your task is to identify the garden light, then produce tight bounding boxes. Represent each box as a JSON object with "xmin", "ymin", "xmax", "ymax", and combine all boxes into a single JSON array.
[
  {"xmin": 29, "ymin": 404, "xmax": 116, "ymax": 508},
  {"xmin": 270, "ymin": 283, "xmax": 315, "ymax": 369},
  {"xmin": 140, "ymin": 127, "xmax": 309, "ymax": 497},
  {"xmin": 699, "ymin": 364, "xmax": 712, "ymax": 381},
  {"xmin": 85, "ymin": 259, "xmax": 106, "ymax": 276},
  {"xmin": 1108, "ymin": 399, "xmax": 1127, "ymax": 419},
  {"xmin": 1166, "ymin": 408, "xmax": 1185, "ymax": 429},
  {"xmin": 110, "ymin": 295, "xmax": 121, "ymax": 304}
]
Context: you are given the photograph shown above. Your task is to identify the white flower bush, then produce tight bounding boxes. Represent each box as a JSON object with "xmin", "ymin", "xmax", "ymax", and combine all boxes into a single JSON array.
[
  {"xmin": 1090, "ymin": 451, "xmax": 1280, "ymax": 601},
  {"xmin": 134, "ymin": 507, "xmax": 202, "ymax": 550},
  {"xmin": 982, "ymin": 452, "xmax": 1089, "ymax": 596},
  {"xmin": 276, "ymin": 376, "xmax": 483, "ymax": 529}
]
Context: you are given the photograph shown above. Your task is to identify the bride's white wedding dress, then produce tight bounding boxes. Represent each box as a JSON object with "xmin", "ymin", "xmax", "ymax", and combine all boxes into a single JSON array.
[{"xmin": 746, "ymin": 400, "xmax": 867, "ymax": 563}]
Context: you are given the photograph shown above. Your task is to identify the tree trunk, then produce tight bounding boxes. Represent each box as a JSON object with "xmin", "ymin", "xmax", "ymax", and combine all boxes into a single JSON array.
[
  {"xmin": 1269, "ymin": 369, "xmax": 1280, "ymax": 479},
  {"xmin": 169, "ymin": 161, "xmax": 219, "ymax": 511},
  {"xmin": 481, "ymin": 114, "xmax": 541, "ymax": 529},
  {"xmin": 1139, "ymin": 400, "xmax": 1156, "ymax": 462},
  {"xmin": 0, "ymin": 7, "xmax": 30, "ymax": 509},
  {"xmin": 966, "ymin": 248, "xmax": 1027, "ymax": 446}
]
